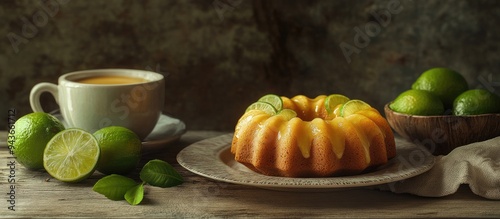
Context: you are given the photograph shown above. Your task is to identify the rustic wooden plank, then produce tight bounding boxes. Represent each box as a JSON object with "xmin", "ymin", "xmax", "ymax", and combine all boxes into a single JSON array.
[{"xmin": 1, "ymin": 131, "xmax": 499, "ymax": 218}]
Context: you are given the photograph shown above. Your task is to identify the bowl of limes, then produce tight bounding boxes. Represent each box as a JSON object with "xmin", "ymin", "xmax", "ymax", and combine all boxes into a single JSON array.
[{"xmin": 385, "ymin": 67, "xmax": 500, "ymax": 155}]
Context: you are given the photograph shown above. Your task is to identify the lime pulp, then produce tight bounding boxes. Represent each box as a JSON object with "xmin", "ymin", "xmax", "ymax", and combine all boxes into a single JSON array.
[{"xmin": 43, "ymin": 129, "xmax": 100, "ymax": 183}]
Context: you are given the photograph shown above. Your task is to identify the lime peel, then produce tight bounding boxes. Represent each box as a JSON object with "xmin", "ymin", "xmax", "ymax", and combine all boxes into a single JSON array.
[
  {"xmin": 390, "ymin": 89, "xmax": 444, "ymax": 115},
  {"xmin": 453, "ymin": 89, "xmax": 500, "ymax": 115},
  {"xmin": 9, "ymin": 112, "xmax": 64, "ymax": 170},
  {"xmin": 94, "ymin": 126, "xmax": 142, "ymax": 175},
  {"xmin": 411, "ymin": 67, "xmax": 469, "ymax": 107}
]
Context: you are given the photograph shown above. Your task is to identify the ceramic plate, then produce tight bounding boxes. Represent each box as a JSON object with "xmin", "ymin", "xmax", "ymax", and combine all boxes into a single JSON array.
[
  {"xmin": 177, "ymin": 134, "xmax": 435, "ymax": 191},
  {"xmin": 52, "ymin": 112, "xmax": 186, "ymax": 152}
]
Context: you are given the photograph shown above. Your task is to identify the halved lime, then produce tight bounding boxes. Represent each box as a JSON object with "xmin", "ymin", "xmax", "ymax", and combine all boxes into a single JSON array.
[
  {"xmin": 258, "ymin": 94, "xmax": 283, "ymax": 111},
  {"xmin": 245, "ymin": 101, "xmax": 278, "ymax": 115},
  {"xmin": 340, "ymin": 100, "xmax": 372, "ymax": 117},
  {"xmin": 276, "ymin": 109, "xmax": 297, "ymax": 120},
  {"xmin": 325, "ymin": 94, "xmax": 350, "ymax": 114},
  {"xmin": 43, "ymin": 129, "xmax": 100, "ymax": 183}
]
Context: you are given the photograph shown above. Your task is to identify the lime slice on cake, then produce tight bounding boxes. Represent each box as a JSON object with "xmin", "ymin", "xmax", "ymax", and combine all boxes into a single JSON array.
[
  {"xmin": 340, "ymin": 100, "xmax": 372, "ymax": 117},
  {"xmin": 325, "ymin": 94, "xmax": 350, "ymax": 114},
  {"xmin": 43, "ymin": 129, "xmax": 100, "ymax": 183},
  {"xmin": 258, "ymin": 94, "xmax": 283, "ymax": 111},
  {"xmin": 276, "ymin": 109, "xmax": 297, "ymax": 120},
  {"xmin": 245, "ymin": 102, "xmax": 278, "ymax": 115}
]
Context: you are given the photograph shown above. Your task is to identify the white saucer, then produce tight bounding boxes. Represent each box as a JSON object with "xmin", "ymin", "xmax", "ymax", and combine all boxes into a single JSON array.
[
  {"xmin": 52, "ymin": 113, "xmax": 186, "ymax": 152},
  {"xmin": 141, "ymin": 114, "xmax": 186, "ymax": 151}
]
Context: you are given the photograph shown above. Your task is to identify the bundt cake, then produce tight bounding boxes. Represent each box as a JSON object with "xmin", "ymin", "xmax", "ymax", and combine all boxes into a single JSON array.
[{"xmin": 231, "ymin": 94, "xmax": 396, "ymax": 177}]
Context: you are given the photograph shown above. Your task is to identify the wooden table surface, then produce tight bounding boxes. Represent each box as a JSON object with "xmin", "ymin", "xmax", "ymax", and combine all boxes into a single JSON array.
[{"xmin": 1, "ymin": 130, "xmax": 499, "ymax": 218}]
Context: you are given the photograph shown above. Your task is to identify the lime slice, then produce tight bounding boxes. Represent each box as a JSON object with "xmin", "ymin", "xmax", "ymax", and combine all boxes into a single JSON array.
[
  {"xmin": 245, "ymin": 101, "xmax": 278, "ymax": 115},
  {"xmin": 340, "ymin": 100, "xmax": 372, "ymax": 117},
  {"xmin": 258, "ymin": 94, "xmax": 283, "ymax": 111},
  {"xmin": 43, "ymin": 129, "xmax": 100, "ymax": 183},
  {"xmin": 325, "ymin": 94, "xmax": 350, "ymax": 114},
  {"xmin": 276, "ymin": 109, "xmax": 297, "ymax": 120}
]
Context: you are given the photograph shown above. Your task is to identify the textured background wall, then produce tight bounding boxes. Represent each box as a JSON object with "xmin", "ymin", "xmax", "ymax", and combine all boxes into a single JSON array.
[{"xmin": 2, "ymin": 0, "xmax": 499, "ymax": 131}]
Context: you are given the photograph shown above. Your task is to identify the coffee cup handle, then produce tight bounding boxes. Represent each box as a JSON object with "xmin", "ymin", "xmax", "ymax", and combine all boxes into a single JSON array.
[{"xmin": 29, "ymin": 82, "xmax": 59, "ymax": 112}]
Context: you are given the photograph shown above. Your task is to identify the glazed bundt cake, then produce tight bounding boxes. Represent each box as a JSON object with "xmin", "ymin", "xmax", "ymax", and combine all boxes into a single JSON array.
[{"xmin": 231, "ymin": 94, "xmax": 396, "ymax": 177}]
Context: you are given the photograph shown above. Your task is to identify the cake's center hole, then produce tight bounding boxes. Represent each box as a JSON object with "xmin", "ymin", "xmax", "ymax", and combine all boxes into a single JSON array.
[{"xmin": 285, "ymin": 107, "xmax": 329, "ymax": 121}]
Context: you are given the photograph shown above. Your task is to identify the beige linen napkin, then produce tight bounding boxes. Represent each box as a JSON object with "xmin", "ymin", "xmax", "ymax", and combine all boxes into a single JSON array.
[{"xmin": 378, "ymin": 136, "xmax": 500, "ymax": 200}]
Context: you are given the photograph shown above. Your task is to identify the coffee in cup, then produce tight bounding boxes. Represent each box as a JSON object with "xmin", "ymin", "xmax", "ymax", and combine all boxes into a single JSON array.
[{"xmin": 76, "ymin": 75, "xmax": 148, "ymax": 84}]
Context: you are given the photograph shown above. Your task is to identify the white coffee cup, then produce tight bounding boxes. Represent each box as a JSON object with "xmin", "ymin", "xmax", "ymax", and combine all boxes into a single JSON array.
[{"xmin": 30, "ymin": 69, "xmax": 165, "ymax": 140}]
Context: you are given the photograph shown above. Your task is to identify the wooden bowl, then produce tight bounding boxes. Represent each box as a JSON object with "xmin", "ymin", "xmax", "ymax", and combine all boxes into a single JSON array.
[{"xmin": 384, "ymin": 103, "xmax": 500, "ymax": 155}]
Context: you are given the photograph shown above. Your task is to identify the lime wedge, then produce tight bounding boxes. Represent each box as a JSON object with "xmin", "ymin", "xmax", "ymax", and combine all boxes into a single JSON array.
[
  {"xmin": 340, "ymin": 100, "xmax": 372, "ymax": 117},
  {"xmin": 43, "ymin": 129, "xmax": 100, "ymax": 183},
  {"xmin": 276, "ymin": 109, "xmax": 297, "ymax": 120},
  {"xmin": 258, "ymin": 94, "xmax": 283, "ymax": 111},
  {"xmin": 245, "ymin": 101, "xmax": 278, "ymax": 115},
  {"xmin": 325, "ymin": 94, "xmax": 350, "ymax": 114}
]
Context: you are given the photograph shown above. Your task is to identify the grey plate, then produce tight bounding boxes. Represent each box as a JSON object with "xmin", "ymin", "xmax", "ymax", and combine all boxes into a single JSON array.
[{"xmin": 177, "ymin": 134, "xmax": 435, "ymax": 191}]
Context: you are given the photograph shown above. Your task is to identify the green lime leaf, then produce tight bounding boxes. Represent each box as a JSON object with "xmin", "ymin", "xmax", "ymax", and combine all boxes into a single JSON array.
[
  {"xmin": 93, "ymin": 174, "xmax": 137, "ymax": 201},
  {"xmin": 125, "ymin": 183, "xmax": 145, "ymax": 206},
  {"xmin": 140, "ymin": 159, "xmax": 183, "ymax": 188}
]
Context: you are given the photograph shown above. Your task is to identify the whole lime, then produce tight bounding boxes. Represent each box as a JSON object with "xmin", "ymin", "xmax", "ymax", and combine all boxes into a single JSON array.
[
  {"xmin": 9, "ymin": 112, "xmax": 65, "ymax": 170},
  {"xmin": 453, "ymin": 89, "xmax": 500, "ymax": 115},
  {"xmin": 94, "ymin": 126, "xmax": 142, "ymax": 175},
  {"xmin": 412, "ymin": 67, "xmax": 469, "ymax": 108},
  {"xmin": 390, "ymin": 89, "xmax": 445, "ymax": 116}
]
